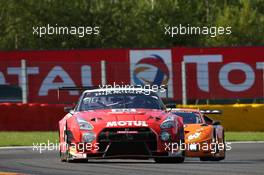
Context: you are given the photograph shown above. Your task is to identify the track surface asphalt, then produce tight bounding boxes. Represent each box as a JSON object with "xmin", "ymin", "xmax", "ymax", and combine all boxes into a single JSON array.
[{"xmin": 0, "ymin": 143, "xmax": 263, "ymax": 175}]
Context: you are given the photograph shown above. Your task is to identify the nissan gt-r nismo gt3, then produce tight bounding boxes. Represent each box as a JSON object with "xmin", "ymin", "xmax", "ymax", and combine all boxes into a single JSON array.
[{"xmin": 59, "ymin": 88, "xmax": 185, "ymax": 163}]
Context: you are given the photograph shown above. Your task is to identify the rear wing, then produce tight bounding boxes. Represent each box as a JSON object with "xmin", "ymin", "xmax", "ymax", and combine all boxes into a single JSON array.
[
  {"xmin": 57, "ymin": 85, "xmax": 169, "ymax": 103},
  {"xmin": 199, "ymin": 110, "xmax": 222, "ymax": 114},
  {"xmin": 58, "ymin": 86, "xmax": 99, "ymax": 91},
  {"xmin": 168, "ymin": 108, "xmax": 223, "ymax": 115},
  {"xmin": 57, "ymin": 86, "xmax": 98, "ymax": 100}
]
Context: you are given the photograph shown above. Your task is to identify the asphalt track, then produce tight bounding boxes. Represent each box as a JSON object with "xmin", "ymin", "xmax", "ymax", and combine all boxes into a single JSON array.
[{"xmin": 0, "ymin": 143, "xmax": 263, "ymax": 175}]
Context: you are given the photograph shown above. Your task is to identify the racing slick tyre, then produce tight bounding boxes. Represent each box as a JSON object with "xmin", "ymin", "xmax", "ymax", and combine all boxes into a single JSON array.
[
  {"xmin": 200, "ymin": 157, "xmax": 225, "ymax": 161},
  {"xmin": 60, "ymin": 123, "xmax": 88, "ymax": 163},
  {"xmin": 64, "ymin": 149, "xmax": 88, "ymax": 163},
  {"xmin": 67, "ymin": 158, "xmax": 88, "ymax": 163},
  {"xmin": 60, "ymin": 150, "xmax": 67, "ymax": 162},
  {"xmin": 154, "ymin": 157, "xmax": 185, "ymax": 163},
  {"xmin": 60, "ymin": 150, "xmax": 89, "ymax": 163},
  {"xmin": 200, "ymin": 130, "xmax": 225, "ymax": 161}
]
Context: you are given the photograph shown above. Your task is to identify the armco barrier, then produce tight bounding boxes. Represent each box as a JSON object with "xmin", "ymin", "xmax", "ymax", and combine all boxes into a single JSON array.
[
  {"xmin": 0, "ymin": 103, "xmax": 66, "ymax": 131},
  {"xmin": 177, "ymin": 104, "xmax": 264, "ymax": 131}
]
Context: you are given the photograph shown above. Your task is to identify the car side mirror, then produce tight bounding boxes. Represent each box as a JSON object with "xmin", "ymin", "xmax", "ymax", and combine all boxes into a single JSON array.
[
  {"xmin": 64, "ymin": 106, "xmax": 74, "ymax": 113},
  {"xmin": 165, "ymin": 103, "xmax": 176, "ymax": 109},
  {"xmin": 212, "ymin": 120, "xmax": 221, "ymax": 125}
]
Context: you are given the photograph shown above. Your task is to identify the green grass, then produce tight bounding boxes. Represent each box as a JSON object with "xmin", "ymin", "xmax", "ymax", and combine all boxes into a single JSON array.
[
  {"xmin": 225, "ymin": 132, "xmax": 264, "ymax": 142},
  {"xmin": 0, "ymin": 132, "xmax": 58, "ymax": 147},
  {"xmin": 0, "ymin": 132, "xmax": 264, "ymax": 147}
]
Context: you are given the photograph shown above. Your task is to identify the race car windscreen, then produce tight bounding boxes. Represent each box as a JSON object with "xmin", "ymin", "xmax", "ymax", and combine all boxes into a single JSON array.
[
  {"xmin": 78, "ymin": 91, "xmax": 165, "ymax": 111},
  {"xmin": 174, "ymin": 112, "xmax": 202, "ymax": 124}
]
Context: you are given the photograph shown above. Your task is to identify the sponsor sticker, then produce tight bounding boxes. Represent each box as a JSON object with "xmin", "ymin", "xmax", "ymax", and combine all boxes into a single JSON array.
[{"xmin": 106, "ymin": 121, "xmax": 148, "ymax": 127}]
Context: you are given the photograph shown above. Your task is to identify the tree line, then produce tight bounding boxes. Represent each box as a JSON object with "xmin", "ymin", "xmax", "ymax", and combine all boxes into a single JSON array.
[{"xmin": 0, "ymin": 0, "xmax": 263, "ymax": 50}]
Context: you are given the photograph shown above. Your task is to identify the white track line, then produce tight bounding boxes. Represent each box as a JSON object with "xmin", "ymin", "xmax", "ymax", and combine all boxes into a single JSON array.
[
  {"xmin": 0, "ymin": 146, "xmax": 34, "ymax": 149},
  {"xmin": 228, "ymin": 141, "xmax": 264, "ymax": 144},
  {"xmin": 0, "ymin": 146, "xmax": 58, "ymax": 149}
]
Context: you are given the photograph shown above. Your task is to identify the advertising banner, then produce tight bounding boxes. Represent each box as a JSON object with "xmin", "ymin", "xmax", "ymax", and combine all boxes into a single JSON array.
[
  {"xmin": 0, "ymin": 47, "xmax": 263, "ymax": 103},
  {"xmin": 172, "ymin": 47, "xmax": 264, "ymax": 100}
]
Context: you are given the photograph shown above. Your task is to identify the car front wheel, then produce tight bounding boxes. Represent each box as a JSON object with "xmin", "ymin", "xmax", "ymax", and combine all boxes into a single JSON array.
[{"xmin": 154, "ymin": 157, "xmax": 185, "ymax": 163}]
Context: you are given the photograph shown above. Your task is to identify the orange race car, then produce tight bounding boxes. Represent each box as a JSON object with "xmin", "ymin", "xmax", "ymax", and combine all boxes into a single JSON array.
[{"xmin": 171, "ymin": 108, "xmax": 225, "ymax": 161}]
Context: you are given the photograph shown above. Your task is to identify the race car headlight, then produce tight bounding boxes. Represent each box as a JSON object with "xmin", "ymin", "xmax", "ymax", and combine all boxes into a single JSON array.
[
  {"xmin": 160, "ymin": 131, "xmax": 170, "ymax": 141},
  {"xmin": 82, "ymin": 132, "xmax": 96, "ymax": 143},
  {"xmin": 160, "ymin": 120, "xmax": 174, "ymax": 129},
  {"xmin": 77, "ymin": 117, "xmax": 94, "ymax": 130},
  {"xmin": 187, "ymin": 132, "xmax": 201, "ymax": 141}
]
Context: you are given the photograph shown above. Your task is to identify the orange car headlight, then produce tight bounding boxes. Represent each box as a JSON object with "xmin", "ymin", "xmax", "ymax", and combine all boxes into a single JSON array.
[{"xmin": 187, "ymin": 132, "xmax": 201, "ymax": 141}]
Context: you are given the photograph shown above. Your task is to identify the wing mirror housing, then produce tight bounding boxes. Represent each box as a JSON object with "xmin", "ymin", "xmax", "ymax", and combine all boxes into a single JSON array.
[
  {"xmin": 165, "ymin": 103, "xmax": 176, "ymax": 109},
  {"xmin": 64, "ymin": 106, "xmax": 74, "ymax": 114},
  {"xmin": 212, "ymin": 120, "xmax": 221, "ymax": 125}
]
